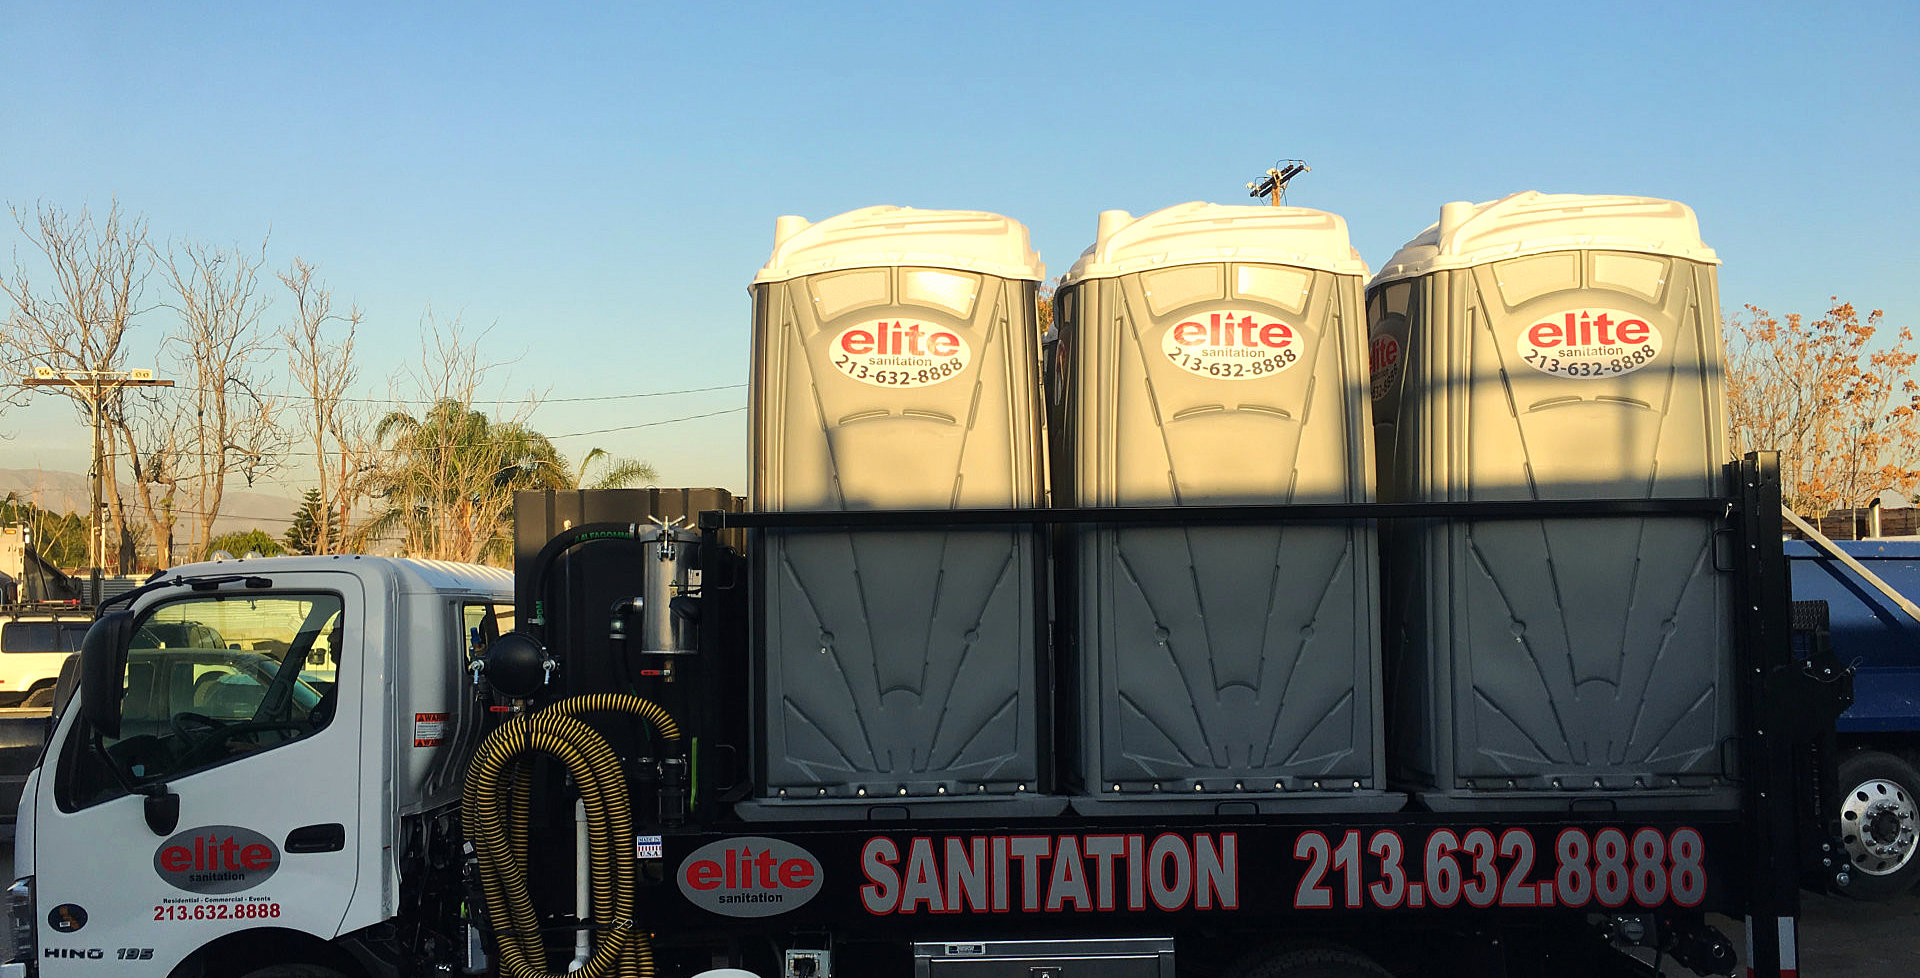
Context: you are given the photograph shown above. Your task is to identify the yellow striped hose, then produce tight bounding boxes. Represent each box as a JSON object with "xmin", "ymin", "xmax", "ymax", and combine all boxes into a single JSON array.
[{"xmin": 463, "ymin": 694, "xmax": 680, "ymax": 978}]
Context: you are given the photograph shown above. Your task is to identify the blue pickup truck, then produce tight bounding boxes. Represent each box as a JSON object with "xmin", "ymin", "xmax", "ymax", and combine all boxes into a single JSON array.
[{"xmin": 1788, "ymin": 538, "xmax": 1920, "ymax": 900}]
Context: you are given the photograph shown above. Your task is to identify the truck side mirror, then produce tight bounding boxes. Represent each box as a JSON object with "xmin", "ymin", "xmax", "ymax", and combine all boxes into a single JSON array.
[{"xmin": 79, "ymin": 611, "xmax": 136, "ymax": 739}]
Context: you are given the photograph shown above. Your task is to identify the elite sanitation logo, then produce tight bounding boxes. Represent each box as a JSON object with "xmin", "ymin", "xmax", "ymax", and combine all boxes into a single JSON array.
[
  {"xmin": 154, "ymin": 825, "xmax": 281, "ymax": 894},
  {"xmin": 1162, "ymin": 310, "xmax": 1301, "ymax": 380},
  {"xmin": 1515, "ymin": 308, "xmax": 1664, "ymax": 380},
  {"xmin": 677, "ymin": 836, "xmax": 823, "ymax": 918},
  {"xmin": 831, "ymin": 319, "xmax": 971, "ymax": 389}
]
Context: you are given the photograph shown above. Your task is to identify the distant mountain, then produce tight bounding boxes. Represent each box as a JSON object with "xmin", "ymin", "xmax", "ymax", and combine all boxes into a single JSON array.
[{"xmin": 0, "ymin": 468, "xmax": 303, "ymax": 537}]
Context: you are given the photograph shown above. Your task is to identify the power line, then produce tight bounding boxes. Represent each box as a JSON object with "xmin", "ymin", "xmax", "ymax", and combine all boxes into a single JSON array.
[
  {"xmin": 546, "ymin": 407, "xmax": 747, "ymax": 439},
  {"xmin": 44, "ymin": 406, "xmax": 748, "ymax": 464},
  {"xmin": 55, "ymin": 381, "xmax": 746, "ymax": 406}
]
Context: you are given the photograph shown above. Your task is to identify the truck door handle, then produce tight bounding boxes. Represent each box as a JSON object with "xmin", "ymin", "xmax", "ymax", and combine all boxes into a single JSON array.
[{"xmin": 284, "ymin": 823, "xmax": 346, "ymax": 853}]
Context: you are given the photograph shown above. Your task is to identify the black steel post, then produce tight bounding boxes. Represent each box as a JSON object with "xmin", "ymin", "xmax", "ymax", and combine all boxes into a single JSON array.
[{"xmin": 1733, "ymin": 452, "xmax": 1798, "ymax": 978}]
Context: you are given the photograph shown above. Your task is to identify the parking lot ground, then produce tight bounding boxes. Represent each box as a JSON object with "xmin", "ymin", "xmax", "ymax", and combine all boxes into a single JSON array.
[{"xmin": 1792, "ymin": 889, "xmax": 1920, "ymax": 975}]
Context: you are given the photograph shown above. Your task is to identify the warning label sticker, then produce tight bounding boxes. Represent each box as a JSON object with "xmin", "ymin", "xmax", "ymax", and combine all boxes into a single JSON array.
[
  {"xmin": 413, "ymin": 713, "xmax": 448, "ymax": 748},
  {"xmin": 830, "ymin": 319, "xmax": 971, "ymax": 388},
  {"xmin": 1162, "ymin": 310, "xmax": 1301, "ymax": 380},
  {"xmin": 1516, "ymin": 308, "xmax": 1664, "ymax": 380}
]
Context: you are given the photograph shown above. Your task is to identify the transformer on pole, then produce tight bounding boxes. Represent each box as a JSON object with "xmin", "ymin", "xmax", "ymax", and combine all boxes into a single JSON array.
[{"xmin": 1247, "ymin": 160, "xmax": 1310, "ymax": 206}]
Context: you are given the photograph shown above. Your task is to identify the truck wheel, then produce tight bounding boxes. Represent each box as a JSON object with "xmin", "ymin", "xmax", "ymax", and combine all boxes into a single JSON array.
[
  {"xmin": 1837, "ymin": 750, "xmax": 1920, "ymax": 900},
  {"xmin": 1230, "ymin": 946, "xmax": 1393, "ymax": 978}
]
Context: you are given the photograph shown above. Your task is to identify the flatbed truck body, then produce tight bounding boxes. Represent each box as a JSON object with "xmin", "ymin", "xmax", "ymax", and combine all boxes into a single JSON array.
[{"xmin": 0, "ymin": 455, "xmax": 1846, "ymax": 978}]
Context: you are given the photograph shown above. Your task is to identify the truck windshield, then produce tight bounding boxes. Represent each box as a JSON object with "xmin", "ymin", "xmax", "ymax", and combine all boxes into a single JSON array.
[{"xmin": 57, "ymin": 591, "xmax": 344, "ymax": 809}]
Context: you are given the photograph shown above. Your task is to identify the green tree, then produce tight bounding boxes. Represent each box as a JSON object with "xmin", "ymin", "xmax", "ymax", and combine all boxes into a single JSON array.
[
  {"xmin": 364, "ymin": 399, "xmax": 663, "ymax": 564},
  {"xmin": 202, "ymin": 528, "xmax": 284, "ymax": 560},
  {"xmin": 0, "ymin": 497, "xmax": 86, "ymax": 569},
  {"xmin": 364, "ymin": 399, "xmax": 567, "ymax": 564},
  {"xmin": 283, "ymin": 488, "xmax": 341, "ymax": 556},
  {"xmin": 568, "ymin": 447, "xmax": 657, "ymax": 490}
]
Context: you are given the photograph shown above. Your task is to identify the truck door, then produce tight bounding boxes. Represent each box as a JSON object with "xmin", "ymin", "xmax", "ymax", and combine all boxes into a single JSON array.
[{"xmin": 31, "ymin": 579, "xmax": 365, "ymax": 975}]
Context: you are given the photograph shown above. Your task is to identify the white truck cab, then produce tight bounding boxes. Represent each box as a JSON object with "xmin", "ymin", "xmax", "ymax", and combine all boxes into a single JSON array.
[{"xmin": 4, "ymin": 555, "xmax": 512, "ymax": 978}]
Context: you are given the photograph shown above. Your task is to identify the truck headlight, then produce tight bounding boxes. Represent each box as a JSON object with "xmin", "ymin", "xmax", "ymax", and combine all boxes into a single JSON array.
[{"xmin": 5, "ymin": 876, "xmax": 34, "ymax": 972}]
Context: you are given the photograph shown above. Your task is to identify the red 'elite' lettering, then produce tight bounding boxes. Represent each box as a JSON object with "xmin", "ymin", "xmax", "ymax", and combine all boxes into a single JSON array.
[
  {"xmin": 687, "ymin": 860, "xmax": 723, "ymax": 890},
  {"xmin": 683, "ymin": 847, "xmax": 817, "ymax": 891},
  {"xmin": 1371, "ymin": 335, "xmax": 1400, "ymax": 371}
]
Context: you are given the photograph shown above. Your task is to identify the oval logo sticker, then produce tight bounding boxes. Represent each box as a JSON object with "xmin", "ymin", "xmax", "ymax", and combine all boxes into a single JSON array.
[
  {"xmin": 831, "ymin": 319, "xmax": 971, "ymax": 388},
  {"xmin": 1516, "ymin": 308, "xmax": 1664, "ymax": 380},
  {"xmin": 154, "ymin": 825, "xmax": 280, "ymax": 894},
  {"xmin": 1163, "ymin": 310, "xmax": 1301, "ymax": 380},
  {"xmin": 1369, "ymin": 333, "xmax": 1402, "ymax": 401},
  {"xmin": 677, "ymin": 836, "xmax": 822, "ymax": 918}
]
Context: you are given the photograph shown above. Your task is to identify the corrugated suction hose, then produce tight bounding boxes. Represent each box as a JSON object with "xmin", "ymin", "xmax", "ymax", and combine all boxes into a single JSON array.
[{"xmin": 464, "ymin": 694, "xmax": 682, "ymax": 978}]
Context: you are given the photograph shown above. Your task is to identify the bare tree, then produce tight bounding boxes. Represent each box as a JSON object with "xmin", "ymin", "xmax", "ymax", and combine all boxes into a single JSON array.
[
  {"xmin": 0, "ymin": 201, "xmax": 154, "ymax": 572},
  {"xmin": 113, "ymin": 394, "xmax": 184, "ymax": 568},
  {"xmin": 362, "ymin": 313, "xmax": 550, "ymax": 563},
  {"xmin": 280, "ymin": 257, "xmax": 368, "ymax": 554},
  {"xmin": 157, "ymin": 237, "xmax": 284, "ymax": 559}
]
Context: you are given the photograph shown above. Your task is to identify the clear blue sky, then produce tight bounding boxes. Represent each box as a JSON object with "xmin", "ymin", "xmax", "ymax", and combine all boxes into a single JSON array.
[{"xmin": 3, "ymin": 1, "xmax": 1915, "ymax": 495}]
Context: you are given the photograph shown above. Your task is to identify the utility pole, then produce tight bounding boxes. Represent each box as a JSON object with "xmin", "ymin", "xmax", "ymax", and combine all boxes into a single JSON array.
[
  {"xmin": 1247, "ymin": 160, "xmax": 1311, "ymax": 206},
  {"xmin": 20, "ymin": 366, "xmax": 174, "ymax": 606}
]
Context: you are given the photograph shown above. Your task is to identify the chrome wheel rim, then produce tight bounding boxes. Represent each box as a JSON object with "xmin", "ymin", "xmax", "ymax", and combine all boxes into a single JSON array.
[{"xmin": 1841, "ymin": 777, "xmax": 1919, "ymax": 877}]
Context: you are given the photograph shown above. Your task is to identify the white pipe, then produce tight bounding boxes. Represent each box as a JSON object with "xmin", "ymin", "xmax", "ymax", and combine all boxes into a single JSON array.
[
  {"xmin": 568, "ymin": 796, "xmax": 590, "ymax": 971},
  {"xmin": 1783, "ymin": 505, "xmax": 1920, "ymax": 625}
]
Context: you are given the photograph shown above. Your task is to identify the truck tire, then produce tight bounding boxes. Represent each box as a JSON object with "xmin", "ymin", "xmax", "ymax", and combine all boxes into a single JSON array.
[
  {"xmin": 1837, "ymin": 750, "xmax": 1920, "ymax": 900},
  {"xmin": 1229, "ymin": 945, "xmax": 1393, "ymax": 978}
]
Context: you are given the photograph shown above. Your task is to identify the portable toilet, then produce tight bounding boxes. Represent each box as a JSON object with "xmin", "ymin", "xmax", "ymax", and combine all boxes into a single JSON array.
[
  {"xmin": 1368, "ymin": 191, "xmax": 1735, "ymax": 810},
  {"xmin": 741, "ymin": 206, "xmax": 1056, "ymax": 817},
  {"xmin": 1050, "ymin": 202, "xmax": 1394, "ymax": 813}
]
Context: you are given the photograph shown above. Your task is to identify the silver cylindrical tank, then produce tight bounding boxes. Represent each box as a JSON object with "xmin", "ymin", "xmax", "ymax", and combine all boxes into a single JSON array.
[{"xmin": 619, "ymin": 523, "xmax": 702, "ymax": 656}]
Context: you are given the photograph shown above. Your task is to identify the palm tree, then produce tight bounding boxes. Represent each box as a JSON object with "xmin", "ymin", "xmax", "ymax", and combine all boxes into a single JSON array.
[
  {"xmin": 362, "ymin": 399, "xmax": 566, "ymax": 564},
  {"xmin": 360, "ymin": 399, "xmax": 660, "ymax": 564},
  {"xmin": 569, "ymin": 447, "xmax": 658, "ymax": 490}
]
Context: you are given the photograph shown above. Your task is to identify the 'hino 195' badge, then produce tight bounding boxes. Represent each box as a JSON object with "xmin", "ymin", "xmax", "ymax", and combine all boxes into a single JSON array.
[{"xmin": 154, "ymin": 825, "xmax": 281, "ymax": 894}]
